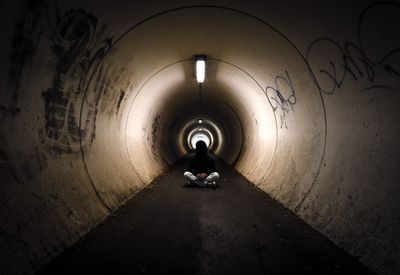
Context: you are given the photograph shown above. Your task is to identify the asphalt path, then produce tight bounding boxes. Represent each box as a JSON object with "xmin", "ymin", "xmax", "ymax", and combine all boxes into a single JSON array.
[{"xmin": 38, "ymin": 160, "xmax": 374, "ymax": 274}]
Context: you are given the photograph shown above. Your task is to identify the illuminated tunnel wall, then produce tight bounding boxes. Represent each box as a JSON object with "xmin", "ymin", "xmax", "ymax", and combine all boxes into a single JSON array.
[{"xmin": 1, "ymin": 1, "xmax": 399, "ymax": 274}]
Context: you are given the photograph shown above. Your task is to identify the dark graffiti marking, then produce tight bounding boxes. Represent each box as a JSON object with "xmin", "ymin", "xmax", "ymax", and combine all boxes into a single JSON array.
[
  {"xmin": 6, "ymin": 1, "xmax": 46, "ymax": 115},
  {"xmin": 265, "ymin": 71, "xmax": 296, "ymax": 129},
  {"xmin": 306, "ymin": 2, "xmax": 400, "ymax": 95},
  {"xmin": 41, "ymin": 8, "xmax": 113, "ymax": 154},
  {"xmin": 116, "ymin": 90, "xmax": 126, "ymax": 112},
  {"xmin": 306, "ymin": 39, "xmax": 393, "ymax": 95},
  {"xmin": 293, "ymin": 1, "xmax": 400, "ymax": 210},
  {"xmin": 358, "ymin": 2, "xmax": 400, "ymax": 68},
  {"xmin": 266, "ymin": 1, "xmax": 400, "ymax": 129},
  {"xmin": 0, "ymin": 2, "xmax": 46, "ymax": 185},
  {"xmin": 1, "ymin": 1, "xmax": 44, "ymax": 162}
]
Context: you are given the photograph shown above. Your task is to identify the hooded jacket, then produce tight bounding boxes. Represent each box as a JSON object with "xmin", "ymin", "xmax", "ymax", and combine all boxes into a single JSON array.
[{"xmin": 187, "ymin": 141, "xmax": 216, "ymax": 175}]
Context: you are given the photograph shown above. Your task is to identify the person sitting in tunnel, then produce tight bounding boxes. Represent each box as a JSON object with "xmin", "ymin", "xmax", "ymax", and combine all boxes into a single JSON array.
[{"xmin": 184, "ymin": 140, "xmax": 219, "ymax": 188}]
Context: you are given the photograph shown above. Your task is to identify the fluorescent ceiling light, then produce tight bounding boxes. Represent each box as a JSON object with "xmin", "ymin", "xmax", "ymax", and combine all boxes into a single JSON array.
[{"xmin": 195, "ymin": 55, "xmax": 206, "ymax": 83}]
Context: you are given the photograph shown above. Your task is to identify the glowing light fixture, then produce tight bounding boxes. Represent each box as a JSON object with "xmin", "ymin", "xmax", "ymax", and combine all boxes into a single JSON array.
[
  {"xmin": 198, "ymin": 119, "xmax": 203, "ymax": 124},
  {"xmin": 195, "ymin": 55, "xmax": 207, "ymax": 83}
]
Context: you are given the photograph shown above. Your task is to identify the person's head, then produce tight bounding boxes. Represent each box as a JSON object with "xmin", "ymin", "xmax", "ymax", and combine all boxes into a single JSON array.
[{"xmin": 195, "ymin": 140, "xmax": 208, "ymax": 157}]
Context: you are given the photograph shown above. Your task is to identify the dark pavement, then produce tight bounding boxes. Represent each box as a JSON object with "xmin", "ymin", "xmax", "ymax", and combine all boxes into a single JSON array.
[{"xmin": 38, "ymin": 160, "xmax": 374, "ymax": 275}]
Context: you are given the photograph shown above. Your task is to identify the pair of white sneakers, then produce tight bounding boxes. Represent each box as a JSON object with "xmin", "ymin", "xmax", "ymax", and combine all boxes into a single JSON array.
[
  {"xmin": 185, "ymin": 180, "xmax": 217, "ymax": 188},
  {"xmin": 207, "ymin": 181, "xmax": 217, "ymax": 189}
]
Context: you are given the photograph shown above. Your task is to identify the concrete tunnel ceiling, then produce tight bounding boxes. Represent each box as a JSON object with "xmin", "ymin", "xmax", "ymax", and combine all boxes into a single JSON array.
[{"xmin": 1, "ymin": 1, "xmax": 400, "ymax": 274}]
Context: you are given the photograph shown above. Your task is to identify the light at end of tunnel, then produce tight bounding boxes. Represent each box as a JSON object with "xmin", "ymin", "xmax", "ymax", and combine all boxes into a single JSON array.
[
  {"xmin": 191, "ymin": 133, "xmax": 210, "ymax": 149},
  {"xmin": 195, "ymin": 55, "xmax": 206, "ymax": 83}
]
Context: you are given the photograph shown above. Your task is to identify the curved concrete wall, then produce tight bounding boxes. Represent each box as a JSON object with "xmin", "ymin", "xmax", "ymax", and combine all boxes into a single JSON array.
[{"xmin": 1, "ymin": 0, "xmax": 399, "ymax": 274}]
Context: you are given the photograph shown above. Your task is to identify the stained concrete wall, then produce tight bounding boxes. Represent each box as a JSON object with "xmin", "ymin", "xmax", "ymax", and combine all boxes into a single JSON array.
[{"xmin": 1, "ymin": 0, "xmax": 399, "ymax": 274}]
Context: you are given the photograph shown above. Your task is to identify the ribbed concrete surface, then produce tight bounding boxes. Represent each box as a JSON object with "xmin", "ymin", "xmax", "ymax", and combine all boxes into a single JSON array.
[{"xmin": 38, "ymin": 160, "xmax": 373, "ymax": 275}]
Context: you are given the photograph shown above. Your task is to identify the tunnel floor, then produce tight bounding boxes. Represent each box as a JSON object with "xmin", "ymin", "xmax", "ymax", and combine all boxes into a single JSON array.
[{"xmin": 38, "ymin": 160, "xmax": 374, "ymax": 275}]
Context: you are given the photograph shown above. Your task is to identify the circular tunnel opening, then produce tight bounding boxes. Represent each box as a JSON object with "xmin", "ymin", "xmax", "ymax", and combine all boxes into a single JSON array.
[
  {"xmin": 188, "ymin": 128, "xmax": 213, "ymax": 149},
  {"xmin": 180, "ymin": 116, "xmax": 223, "ymax": 157},
  {"xmin": 78, "ymin": 5, "xmax": 324, "ymax": 216},
  {"xmin": 122, "ymin": 58, "xmax": 262, "ymax": 181}
]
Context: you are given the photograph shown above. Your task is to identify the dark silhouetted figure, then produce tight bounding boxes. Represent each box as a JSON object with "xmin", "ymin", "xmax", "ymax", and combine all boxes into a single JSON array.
[{"xmin": 184, "ymin": 140, "xmax": 219, "ymax": 188}]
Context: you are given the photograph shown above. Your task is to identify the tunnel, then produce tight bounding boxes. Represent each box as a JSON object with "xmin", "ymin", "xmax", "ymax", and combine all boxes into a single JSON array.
[{"xmin": 1, "ymin": 0, "xmax": 400, "ymax": 274}]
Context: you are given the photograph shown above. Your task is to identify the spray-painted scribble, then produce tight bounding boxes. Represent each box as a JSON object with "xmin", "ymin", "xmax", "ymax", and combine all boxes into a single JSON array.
[
  {"xmin": 266, "ymin": 71, "xmax": 296, "ymax": 129},
  {"xmin": 306, "ymin": 2, "xmax": 399, "ymax": 95},
  {"xmin": 41, "ymin": 8, "xmax": 113, "ymax": 154},
  {"xmin": 267, "ymin": 1, "xmax": 400, "ymax": 129},
  {"xmin": 6, "ymin": 1, "xmax": 46, "ymax": 116},
  {"xmin": 1, "ymin": 1, "xmax": 44, "ymax": 129},
  {"xmin": 0, "ymin": 2, "xmax": 47, "ymax": 184}
]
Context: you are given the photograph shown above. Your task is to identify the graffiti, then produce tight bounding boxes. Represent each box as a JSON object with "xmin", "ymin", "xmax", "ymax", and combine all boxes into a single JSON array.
[
  {"xmin": 116, "ymin": 90, "xmax": 126, "ymax": 112},
  {"xmin": 5, "ymin": 1, "xmax": 46, "ymax": 117},
  {"xmin": 306, "ymin": 2, "xmax": 399, "ymax": 95},
  {"xmin": 267, "ymin": 2, "xmax": 400, "ymax": 128},
  {"xmin": 41, "ymin": 8, "xmax": 113, "ymax": 154},
  {"xmin": 0, "ymin": 1, "xmax": 47, "ymax": 184},
  {"xmin": 266, "ymin": 71, "xmax": 296, "ymax": 129},
  {"xmin": 1, "ymin": 0, "xmax": 43, "ymax": 141}
]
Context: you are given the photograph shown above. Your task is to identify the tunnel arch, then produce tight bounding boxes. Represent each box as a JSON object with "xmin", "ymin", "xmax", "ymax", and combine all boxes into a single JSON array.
[
  {"xmin": 189, "ymin": 128, "xmax": 212, "ymax": 149},
  {"xmin": 3, "ymin": 1, "xmax": 399, "ymax": 274},
  {"xmin": 77, "ymin": 5, "xmax": 326, "ymax": 213}
]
